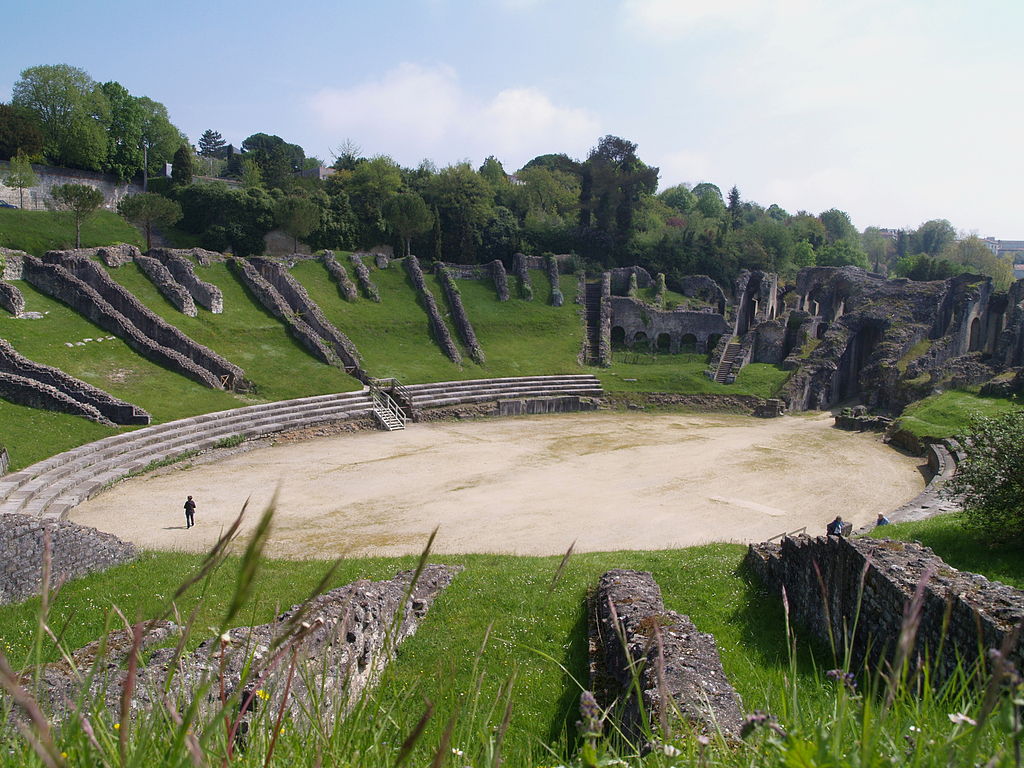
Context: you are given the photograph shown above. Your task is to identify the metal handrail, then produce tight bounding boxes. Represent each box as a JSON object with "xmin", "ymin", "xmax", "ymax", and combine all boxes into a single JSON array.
[{"xmin": 765, "ymin": 525, "xmax": 807, "ymax": 544}]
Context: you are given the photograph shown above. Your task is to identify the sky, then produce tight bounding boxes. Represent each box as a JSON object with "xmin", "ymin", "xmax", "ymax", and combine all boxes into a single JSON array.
[{"xmin": 4, "ymin": 0, "xmax": 1022, "ymax": 236}]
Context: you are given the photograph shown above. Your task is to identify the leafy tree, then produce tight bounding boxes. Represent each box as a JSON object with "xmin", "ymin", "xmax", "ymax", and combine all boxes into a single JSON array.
[
  {"xmin": 274, "ymin": 194, "xmax": 320, "ymax": 252},
  {"xmin": 941, "ymin": 236, "xmax": 1014, "ymax": 289},
  {"xmin": 198, "ymin": 129, "xmax": 227, "ymax": 158},
  {"xmin": 949, "ymin": 410, "xmax": 1024, "ymax": 542},
  {"xmin": 727, "ymin": 185, "xmax": 741, "ymax": 228},
  {"xmin": 117, "ymin": 192, "xmax": 182, "ymax": 249},
  {"xmin": 0, "ymin": 103, "xmax": 44, "ymax": 160},
  {"xmin": 137, "ymin": 96, "xmax": 185, "ymax": 182},
  {"xmin": 819, "ymin": 208, "xmax": 859, "ymax": 245},
  {"xmin": 693, "ymin": 183, "xmax": 726, "ymax": 220},
  {"xmin": 346, "ymin": 155, "xmax": 403, "ymax": 245},
  {"xmin": 426, "ymin": 162, "xmax": 493, "ymax": 262},
  {"xmin": 793, "ymin": 240, "xmax": 816, "ymax": 268},
  {"xmin": 12, "ymin": 64, "xmax": 108, "ymax": 170},
  {"xmin": 3, "ymin": 152, "xmax": 38, "ymax": 208},
  {"xmin": 659, "ymin": 184, "xmax": 695, "ymax": 214},
  {"xmin": 892, "ymin": 253, "xmax": 959, "ymax": 281},
  {"xmin": 510, "ymin": 166, "xmax": 579, "ymax": 219},
  {"xmin": 50, "ymin": 183, "xmax": 104, "ymax": 247},
  {"xmin": 910, "ymin": 219, "xmax": 956, "ymax": 256},
  {"xmin": 862, "ymin": 226, "xmax": 895, "ymax": 273},
  {"xmin": 240, "ymin": 157, "xmax": 262, "ymax": 189},
  {"xmin": 100, "ymin": 81, "xmax": 144, "ymax": 181},
  {"xmin": 240, "ymin": 133, "xmax": 303, "ymax": 190},
  {"xmin": 816, "ymin": 240, "xmax": 869, "ymax": 268},
  {"xmin": 171, "ymin": 145, "xmax": 194, "ymax": 186},
  {"xmin": 384, "ymin": 192, "xmax": 433, "ymax": 256},
  {"xmin": 330, "ymin": 139, "xmax": 363, "ymax": 171},
  {"xmin": 788, "ymin": 213, "xmax": 827, "ymax": 250}
]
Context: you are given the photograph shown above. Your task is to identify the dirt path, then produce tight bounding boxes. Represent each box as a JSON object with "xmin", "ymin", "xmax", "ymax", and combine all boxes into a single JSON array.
[{"xmin": 70, "ymin": 411, "xmax": 926, "ymax": 558}]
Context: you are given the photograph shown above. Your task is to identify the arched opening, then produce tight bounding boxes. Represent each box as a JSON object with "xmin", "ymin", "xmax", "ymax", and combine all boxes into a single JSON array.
[
  {"xmin": 706, "ymin": 334, "xmax": 722, "ymax": 358},
  {"xmin": 968, "ymin": 317, "xmax": 981, "ymax": 352},
  {"xmin": 656, "ymin": 333, "xmax": 672, "ymax": 353},
  {"xmin": 632, "ymin": 331, "xmax": 649, "ymax": 352},
  {"xmin": 611, "ymin": 326, "xmax": 626, "ymax": 348},
  {"xmin": 680, "ymin": 333, "xmax": 698, "ymax": 354},
  {"xmin": 816, "ymin": 323, "xmax": 828, "ymax": 340}
]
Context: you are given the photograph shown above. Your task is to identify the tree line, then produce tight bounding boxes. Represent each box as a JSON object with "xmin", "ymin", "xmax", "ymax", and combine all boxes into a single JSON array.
[{"xmin": 2, "ymin": 63, "xmax": 1016, "ymax": 290}]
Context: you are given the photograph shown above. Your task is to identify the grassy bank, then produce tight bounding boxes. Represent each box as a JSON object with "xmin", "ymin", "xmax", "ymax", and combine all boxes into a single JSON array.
[
  {"xmin": 895, "ymin": 389, "xmax": 1021, "ymax": 440},
  {"xmin": 0, "ymin": 209, "xmax": 143, "ymax": 255},
  {"xmin": 599, "ymin": 351, "xmax": 791, "ymax": 397}
]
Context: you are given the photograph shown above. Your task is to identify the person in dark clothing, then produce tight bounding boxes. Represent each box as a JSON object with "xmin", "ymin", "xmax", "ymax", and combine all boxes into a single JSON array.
[
  {"xmin": 184, "ymin": 495, "xmax": 196, "ymax": 528},
  {"xmin": 826, "ymin": 515, "xmax": 845, "ymax": 537}
]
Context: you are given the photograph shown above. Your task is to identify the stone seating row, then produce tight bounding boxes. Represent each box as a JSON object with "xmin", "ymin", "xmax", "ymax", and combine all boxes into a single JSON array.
[{"xmin": 0, "ymin": 375, "xmax": 605, "ymax": 521}]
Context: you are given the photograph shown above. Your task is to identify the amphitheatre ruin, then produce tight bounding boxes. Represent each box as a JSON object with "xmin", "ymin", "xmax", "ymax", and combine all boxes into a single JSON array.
[{"xmin": 0, "ymin": 241, "xmax": 1021, "ymax": 753}]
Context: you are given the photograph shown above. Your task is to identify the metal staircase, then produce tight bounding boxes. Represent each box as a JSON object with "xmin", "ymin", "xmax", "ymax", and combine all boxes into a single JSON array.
[{"xmin": 368, "ymin": 378, "xmax": 409, "ymax": 431}]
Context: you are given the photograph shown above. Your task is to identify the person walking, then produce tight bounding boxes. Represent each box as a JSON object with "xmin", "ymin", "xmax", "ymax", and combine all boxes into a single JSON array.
[{"xmin": 184, "ymin": 495, "xmax": 196, "ymax": 529}]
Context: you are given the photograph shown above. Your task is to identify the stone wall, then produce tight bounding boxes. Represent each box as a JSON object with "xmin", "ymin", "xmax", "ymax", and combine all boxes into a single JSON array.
[
  {"xmin": 23, "ymin": 255, "xmax": 248, "ymax": 391},
  {"xmin": 1, "ymin": 248, "xmax": 26, "ymax": 280},
  {"xmin": 0, "ymin": 514, "xmax": 137, "ymax": 605},
  {"xmin": 599, "ymin": 272, "xmax": 612, "ymax": 366},
  {"xmin": 512, "ymin": 253, "xmax": 534, "ymax": 300},
  {"xmin": 0, "ymin": 446, "xmax": 8, "ymax": 476},
  {"xmin": 350, "ymin": 253, "xmax": 381, "ymax": 301},
  {"xmin": 745, "ymin": 536, "xmax": 1024, "ymax": 683},
  {"xmin": 609, "ymin": 266, "xmax": 654, "ymax": 296},
  {"xmin": 322, "ymin": 252, "xmax": 359, "ymax": 302},
  {"xmin": 96, "ymin": 244, "xmax": 142, "ymax": 268},
  {"xmin": 150, "ymin": 249, "xmax": 224, "ymax": 312},
  {"xmin": 546, "ymin": 253, "xmax": 564, "ymax": 307},
  {"xmin": 250, "ymin": 258, "xmax": 363, "ymax": 376},
  {"xmin": 0, "ymin": 338, "xmax": 150, "ymax": 425},
  {"xmin": 0, "ymin": 281, "xmax": 25, "ymax": 315},
  {"xmin": 492, "ymin": 259, "xmax": 510, "ymax": 301},
  {"xmin": 134, "ymin": 255, "xmax": 197, "ymax": 316},
  {"xmin": 0, "ymin": 371, "xmax": 111, "ymax": 425},
  {"xmin": 676, "ymin": 275, "xmax": 728, "ymax": 312},
  {"xmin": 37, "ymin": 564, "xmax": 459, "ymax": 724},
  {"xmin": 0, "ymin": 161, "xmax": 143, "ymax": 211},
  {"xmin": 405, "ymin": 256, "xmax": 462, "ymax": 364},
  {"xmin": 609, "ymin": 297, "xmax": 730, "ymax": 353},
  {"xmin": 590, "ymin": 569, "xmax": 744, "ymax": 741},
  {"xmin": 435, "ymin": 264, "xmax": 485, "ymax": 363},
  {"xmin": 496, "ymin": 395, "xmax": 597, "ymax": 416}
]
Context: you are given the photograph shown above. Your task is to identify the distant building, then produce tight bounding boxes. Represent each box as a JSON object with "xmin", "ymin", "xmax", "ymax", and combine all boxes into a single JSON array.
[
  {"xmin": 980, "ymin": 237, "xmax": 1024, "ymax": 256},
  {"xmin": 296, "ymin": 166, "xmax": 336, "ymax": 181}
]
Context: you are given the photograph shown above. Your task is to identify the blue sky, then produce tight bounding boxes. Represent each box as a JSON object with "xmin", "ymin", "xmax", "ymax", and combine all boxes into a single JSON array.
[{"xmin": 4, "ymin": 0, "xmax": 1022, "ymax": 236}]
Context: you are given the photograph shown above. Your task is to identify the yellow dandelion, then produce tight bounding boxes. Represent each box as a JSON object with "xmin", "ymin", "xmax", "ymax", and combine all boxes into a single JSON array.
[{"xmin": 113, "ymin": 723, "xmax": 120, "ymax": 730}]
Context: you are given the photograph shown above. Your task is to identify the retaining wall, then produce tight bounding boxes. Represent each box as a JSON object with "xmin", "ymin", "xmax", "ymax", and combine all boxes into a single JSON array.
[
  {"xmin": 545, "ymin": 254, "xmax": 564, "ymax": 306},
  {"xmin": 512, "ymin": 252, "xmax": 533, "ymax": 300},
  {"xmin": 134, "ymin": 255, "xmax": 197, "ymax": 316},
  {"xmin": 746, "ymin": 536, "xmax": 1024, "ymax": 683},
  {"xmin": 0, "ymin": 372, "xmax": 110, "ymax": 424},
  {"xmin": 0, "ymin": 447, "xmax": 7, "ymax": 476},
  {"xmin": 31, "ymin": 253, "xmax": 248, "ymax": 391},
  {"xmin": 322, "ymin": 252, "xmax": 358, "ymax": 301},
  {"xmin": 350, "ymin": 253, "xmax": 381, "ymax": 301},
  {"xmin": 435, "ymin": 264, "xmax": 485, "ymax": 363},
  {"xmin": 0, "ymin": 338, "xmax": 150, "ymax": 425},
  {"xmin": 405, "ymin": 256, "xmax": 461, "ymax": 364},
  {"xmin": 0, "ymin": 513, "xmax": 137, "ymax": 605},
  {"xmin": 150, "ymin": 249, "xmax": 224, "ymax": 312},
  {"xmin": 0, "ymin": 281, "xmax": 25, "ymax": 315},
  {"xmin": 1, "ymin": 248, "xmax": 26, "ymax": 280}
]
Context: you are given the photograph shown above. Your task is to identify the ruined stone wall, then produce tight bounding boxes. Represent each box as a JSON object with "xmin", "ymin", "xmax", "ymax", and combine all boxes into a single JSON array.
[
  {"xmin": 96, "ymin": 244, "xmax": 142, "ymax": 268},
  {"xmin": 496, "ymin": 395, "xmax": 596, "ymax": 416},
  {"xmin": 250, "ymin": 258, "xmax": 362, "ymax": 374},
  {"xmin": 405, "ymin": 256, "xmax": 462, "ymax": 364},
  {"xmin": 0, "ymin": 514, "xmax": 137, "ymax": 605},
  {"xmin": 676, "ymin": 275, "xmax": 728, "ymax": 311},
  {"xmin": 0, "ymin": 371, "xmax": 111, "ymax": 424},
  {"xmin": 746, "ymin": 536, "xmax": 1024, "ymax": 683},
  {"xmin": 41, "ymin": 253, "xmax": 248, "ymax": 390},
  {"xmin": 0, "ymin": 338, "xmax": 149, "ymax": 425},
  {"xmin": 492, "ymin": 260, "xmax": 510, "ymax": 301},
  {"xmin": 436, "ymin": 259, "xmax": 510, "ymax": 301},
  {"xmin": 435, "ymin": 264, "xmax": 485, "ymax": 363},
  {"xmin": 609, "ymin": 297, "xmax": 730, "ymax": 353},
  {"xmin": 512, "ymin": 252, "xmax": 534, "ymax": 300},
  {"xmin": 0, "ymin": 161, "xmax": 143, "ymax": 211},
  {"xmin": 322, "ymin": 252, "xmax": 359, "ymax": 302},
  {"xmin": 150, "ymin": 249, "xmax": 224, "ymax": 312},
  {"xmin": 230, "ymin": 258, "xmax": 341, "ymax": 368},
  {"xmin": 993, "ymin": 279, "xmax": 1024, "ymax": 368},
  {"xmin": 0, "ymin": 446, "xmax": 8, "ymax": 476},
  {"xmin": 134, "ymin": 255, "xmax": 197, "ymax": 316},
  {"xmin": 22, "ymin": 256, "xmax": 243, "ymax": 391},
  {"xmin": 1, "ymin": 248, "xmax": 26, "ymax": 280},
  {"xmin": 609, "ymin": 266, "xmax": 653, "ymax": 296},
  {"xmin": 350, "ymin": 253, "xmax": 381, "ymax": 301},
  {"xmin": 545, "ymin": 253, "xmax": 564, "ymax": 307},
  {"xmin": 591, "ymin": 569, "xmax": 743, "ymax": 740},
  {"xmin": 0, "ymin": 281, "xmax": 25, "ymax": 315},
  {"xmin": 599, "ymin": 272, "xmax": 612, "ymax": 366}
]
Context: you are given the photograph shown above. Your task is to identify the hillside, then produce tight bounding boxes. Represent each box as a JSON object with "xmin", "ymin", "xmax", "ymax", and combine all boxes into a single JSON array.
[{"xmin": 0, "ymin": 209, "xmax": 144, "ymax": 255}]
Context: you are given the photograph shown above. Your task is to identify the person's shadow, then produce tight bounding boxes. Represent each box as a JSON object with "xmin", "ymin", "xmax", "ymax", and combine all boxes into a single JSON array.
[{"xmin": 163, "ymin": 525, "xmax": 188, "ymax": 530}]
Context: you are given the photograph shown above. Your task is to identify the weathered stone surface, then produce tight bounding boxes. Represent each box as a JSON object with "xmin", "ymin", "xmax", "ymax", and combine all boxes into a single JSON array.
[
  {"xmin": 0, "ymin": 248, "xmax": 26, "ymax": 280},
  {"xmin": 0, "ymin": 446, "xmax": 8, "ymax": 475},
  {"xmin": 746, "ymin": 536, "xmax": 1024, "ymax": 683},
  {"xmin": 435, "ymin": 263, "xmax": 485, "ymax": 363},
  {"xmin": 492, "ymin": 259, "xmax": 510, "ymax": 301},
  {"xmin": 591, "ymin": 569, "xmax": 744, "ymax": 741},
  {"xmin": 0, "ymin": 338, "xmax": 149, "ymax": 424},
  {"xmin": 26, "ymin": 254, "xmax": 249, "ymax": 391},
  {"xmin": 322, "ymin": 251, "xmax": 359, "ymax": 302},
  {"xmin": 349, "ymin": 253, "xmax": 381, "ymax": 302},
  {"xmin": 610, "ymin": 297, "xmax": 730, "ymax": 354},
  {"xmin": 512, "ymin": 252, "xmax": 534, "ymax": 300},
  {"xmin": 496, "ymin": 395, "xmax": 597, "ymax": 416},
  {"xmin": 33, "ymin": 565, "xmax": 460, "ymax": 725},
  {"xmin": 134, "ymin": 255, "xmax": 197, "ymax": 316},
  {"xmin": 150, "ymin": 249, "xmax": 224, "ymax": 313},
  {"xmin": 0, "ymin": 280, "xmax": 25, "ymax": 315},
  {"xmin": 545, "ymin": 254, "xmax": 564, "ymax": 307},
  {"xmin": 0, "ymin": 371, "xmax": 110, "ymax": 424},
  {"xmin": 609, "ymin": 266, "xmax": 654, "ymax": 296},
  {"xmin": 0, "ymin": 513, "xmax": 137, "ymax": 605},
  {"xmin": 405, "ymin": 256, "xmax": 461, "ymax": 364},
  {"xmin": 96, "ymin": 243, "xmax": 142, "ymax": 267}
]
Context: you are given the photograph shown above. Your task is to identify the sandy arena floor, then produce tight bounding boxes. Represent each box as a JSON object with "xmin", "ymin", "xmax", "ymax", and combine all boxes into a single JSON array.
[{"xmin": 70, "ymin": 411, "xmax": 926, "ymax": 558}]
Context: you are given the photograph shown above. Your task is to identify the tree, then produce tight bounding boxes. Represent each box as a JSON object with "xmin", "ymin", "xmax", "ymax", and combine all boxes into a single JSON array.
[
  {"xmin": 911, "ymin": 219, "xmax": 956, "ymax": 256},
  {"xmin": 240, "ymin": 157, "xmax": 262, "ymax": 189},
  {"xmin": 384, "ymin": 192, "xmax": 433, "ymax": 256},
  {"xmin": 137, "ymin": 96, "xmax": 184, "ymax": 183},
  {"xmin": 100, "ymin": 81, "xmax": 144, "ymax": 181},
  {"xmin": 658, "ymin": 184, "xmax": 695, "ymax": 214},
  {"xmin": 819, "ymin": 208, "xmax": 858, "ymax": 245},
  {"xmin": 198, "ymin": 129, "xmax": 226, "ymax": 158},
  {"xmin": 11, "ymin": 64, "xmax": 108, "ymax": 170},
  {"xmin": 346, "ymin": 155, "xmax": 403, "ymax": 245},
  {"xmin": 949, "ymin": 410, "xmax": 1024, "ymax": 542},
  {"xmin": 117, "ymin": 192, "xmax": 182, "ymax": 250},
  {"xmin": 426, "ymin": 162, "xmax": 493, "ymax": 262},
  {"xmin": 0, "ymin": 103, "xmax": 44, "ymax": 160},
  {"xmin": 171, "ymin": 145, "xmax": 194, "ymax": 186},
  {"xmin": 274, "ymin": 194, "xmax": 319, "ymax": 252},
  {"xmin": 816, "ymin": 240, "xmax": 869, "ymax": 268},
  {"xmin": 50, "ymin": 183, "xmax": 104, "ymax": 247},
  {"xmin": 3, "ymin": 152, "xmax": 38, "ymax": 208},
  {"xmin": 240, "ymin": 133, "xmax": 303, "ymax": 190},
  {"xmin": 727, "ymin": 185, "xmax": 741, "ymax": 228},
  {"xmin": 941, "ymin": 236, "xmax": 1014, "ymax": 289}
]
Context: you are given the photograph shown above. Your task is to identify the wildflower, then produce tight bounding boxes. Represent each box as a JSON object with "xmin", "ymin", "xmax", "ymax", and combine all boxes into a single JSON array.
[
  {"xmin": 908, "ymin": 725, "xmax": 921, "ymax": 733},
  {"xmin": 220, "ymin": 632, "xmax": 232, "ymax": 644},
  {"xmin": 451, "ymin": 747, "xmax": 464, "ymax": 757},
  {"xmin": 825, "ymin": 668, "xmax": 858, "ymax": 691},
  {"xmin": 948, "ymin": 712, "xmax": 977, "ymax": 727},
  {"xmin": 256, "ymin": 689, "xmax": 270, "ymax": 701},
  {"xmin": 660, "ymin": 743, "xmax": 681, "ymax": 757},
  {"xmin": 61, "ymin": 753, "xmax": 67, "ymax": 759},
  {"xmin": 740, "ymin": 710, "xmax": 786, "ymax": 739},
  {"xmin": 113, "ymin": 723, "xmax": 120, "ymax": 731},
  {"xmin": 575, "ymin": 690, "xmax": 603, "ymax": 740}
]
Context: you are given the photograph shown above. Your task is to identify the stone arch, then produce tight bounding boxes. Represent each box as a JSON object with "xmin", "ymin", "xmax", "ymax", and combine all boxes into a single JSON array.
[
  {"xmin": 680, "ymin": 333, "xmax": 698, "ymax": 353},
  {"xmin": 706, "ymin": 334, "xmax": 722, "ymax": 355},
  {"xmin": 816, "ymin": 322, "xmax": 828, "ymax": 340},
  {"xmin": 611, "ymin": 325, "xmax": 626, "ymax": 347},
  {"xmin": 656, "ymin": 333, "xmax": 672, "ymax": 353},
  {"xmin": 969, "ymin": 317, "xmax": 981, "ymax": 352},
  {"xmin": 632, "ymin": 331, "xmax": 649, "ymax": 351}
]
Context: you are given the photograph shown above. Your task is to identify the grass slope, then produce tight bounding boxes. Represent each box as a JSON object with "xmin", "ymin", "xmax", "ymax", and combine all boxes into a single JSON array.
[
  {"xmin": 895, "ymin": 389, "xmax": 1022, "ymax": 439},
  {"xmin": 599, "ymin": 352, "xmax": 791, "ymax": 397},
  {"xmin": 0, "ymin": 209, "xmax": 143, "ymax": 255}
]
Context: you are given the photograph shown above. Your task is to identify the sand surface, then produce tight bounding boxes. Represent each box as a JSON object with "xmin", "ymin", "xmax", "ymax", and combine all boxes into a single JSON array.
[{"xmin": 70, "ymin": 411, "xmax": 926, "ymax": 558}]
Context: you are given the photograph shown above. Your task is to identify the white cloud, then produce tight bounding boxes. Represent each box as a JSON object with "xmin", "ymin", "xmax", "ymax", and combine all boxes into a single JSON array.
[{"xmin": 308, "ymin": 63, "xmax": 600, "ymax": 169}]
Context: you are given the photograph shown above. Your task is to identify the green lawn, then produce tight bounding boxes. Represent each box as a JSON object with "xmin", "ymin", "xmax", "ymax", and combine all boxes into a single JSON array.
[
  {"xmin": 0, "ymin": 209, "xmax": 143, "ymax": 255},
  {"xmin": 868, "ymin": 513, "xmax": 1023, "ymax": 589},
  {"xmin": 599, "ymin": 351, "xmax": 791, "ymax": 397},
  {"xmin": 895, "ymin": 389, "xmax": 1022, "ymax": 439},
  {"xmin": 291, "ymin": 261, "xmax": 584, "ymax": 383},
  {"xmin": 0, "ymin": 399, "xmax": 116, "ymax": 471}
]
